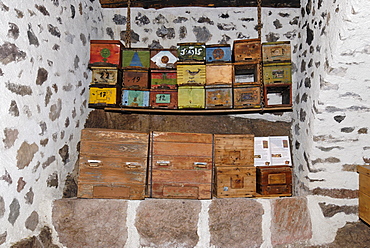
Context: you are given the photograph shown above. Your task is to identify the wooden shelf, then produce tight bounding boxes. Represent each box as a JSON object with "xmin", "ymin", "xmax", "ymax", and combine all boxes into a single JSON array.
[{"xmin": 104, "ymin": 106, "xmax": 292, "ymax": 114}]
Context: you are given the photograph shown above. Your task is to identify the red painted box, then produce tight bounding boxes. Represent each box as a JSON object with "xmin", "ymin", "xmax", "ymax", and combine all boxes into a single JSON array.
[{"xmin": 89, "ymin": 40, "xmax": 124, "ymax": 68}]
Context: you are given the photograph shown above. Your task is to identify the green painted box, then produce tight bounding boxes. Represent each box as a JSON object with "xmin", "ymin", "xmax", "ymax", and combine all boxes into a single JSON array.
[
  {"xmin": 150, "ymin": 70, "xmax": 177, "ymax": 90},
  {"xmin": 263, "ymin": 62, "xmax": 292, "ymax": 85},
  {"xmin": 122, "ymin": 48, "xmax": 150, "ymax": 69},
  {"xmin": 178, "ymin": 86, "xmax": 205, "ymax": 109}
]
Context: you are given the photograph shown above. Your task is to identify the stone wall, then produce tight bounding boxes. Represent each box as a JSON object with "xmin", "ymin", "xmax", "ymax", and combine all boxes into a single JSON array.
[
  {"xmin": 292, "ymin": 0, "xmax": 368, "ymax": 244},
  {"xmin": 0, "ymin": 0, "xmax": 104, "ymax": 246}
]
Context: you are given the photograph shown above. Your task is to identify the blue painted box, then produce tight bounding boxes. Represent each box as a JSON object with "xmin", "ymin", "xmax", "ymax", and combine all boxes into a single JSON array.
[
  {"xmin": 122, "ymin": 89, "xmax": 150, "ymax": 107},
  {"xmin": 206, "ymin": 44, "xmax": 232, "ymax": 63}
]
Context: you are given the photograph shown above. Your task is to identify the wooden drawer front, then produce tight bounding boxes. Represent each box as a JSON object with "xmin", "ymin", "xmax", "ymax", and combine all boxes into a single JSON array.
[
  {"xmin": 80, "ymin": 140, "xmax": 148, "ymax": 157},
  {"xmin": 153, "ymin": 155, "xmax": 212, "ymax": 170},
  {"xmin": 215, "ymin": 167, "xmax": 256, "ymax": 198},
  {"xmin": 359, "ymin": 191, "xmax": 370, "ymax": 225},
  {"xmin": 81, "ymin": 128, "xmax": 149, "ymax": 143},
  {"xmin": 257, "ymin": 184, "xmax": 291, "ymax": 195},
  {"xmin": 256, "ymin": 166, "xmax": 292, "ymax": 188},
  {"xmin": 233, "ymin": 39, "xmax": 261, "ymax": 62},
  {"xmin": 206, "ymin": 64, "xmax": 233, "ymax": 86},
  {"xmin": 150, "ymin": 89, "xmax": 178, "ymax": 109},
  {"xmin": 152, "ymin": 142, "xmax": 213, "ymax": 161},
  {"xmin": 122, "ymin": 49, "xmax": 150, "ymax": 69},
  {"xmin": 90, "ymin": 40, "xmax": 123, "ymax": 67},
  {"xmin": 89, "ymin": 86, "xmax": 119, "ymax": 107},
  {"xmin": 263, "ymin": 63, "xmax": 292, "ymax": 85},
  {"xmin": 234, "ymin": 63, "xmax": 261, "ymax": 86},
  {"xmin": 152, "ymin": 131, "xmax": 213, "ymax": 143},
  {"xmin": 123, "ymin": 70, "xmax": 149, "ymax": 89},
  {"xmin": 206, "ymin": 45, "xmax": 232, "ymax": 63},
  {"xmin": 264, "ymin": 85, "xmax": 292, "ymax": 107},
  {"xmin": 178, "ymin": 86, "xmax": 205, "ymax": 109},
  {"xmin": 177, "ymin": 43, "xmax": 206, "ymax": 62},
  {"xmin": 262, "ymin": 41, "xmax": 291, "ymax": 63},
  {"xmin": 78, "ymin": 183, "xmax": 146, "ymax": 200},
  {"xmin": 150, "ymin": 49, "xmax": 178, "ymax": 69},
  {"xmin": 214, "ymin": 134, "xmax": 254, "ymax": 167},
  {"xmin": 150, "ymin": 70, "xmax": 177, "ymax": 89},
  {"xmin": 205, "ymin": 86, "xmax": 232, "ymax": 109},
  {"xmin": 233, "ymin": 85, "xmax": 261, "ymax": 108},
  {"xmin": 122, "ymin": 89, "xmax": 150, "ymax": 107},
  {"xmin": 177, "ymin": 64, "xmax": 206, "ymax": 86},
  {"xmin": 91, "ymin": 67, "xmax": 122, "ymax": 85},
  {"xmin": 152, "ymin": 182, "xmax": 211, "ymax": 199}
]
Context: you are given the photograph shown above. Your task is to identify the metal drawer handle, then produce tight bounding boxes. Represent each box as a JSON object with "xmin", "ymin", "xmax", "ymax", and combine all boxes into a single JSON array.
[
  {"xmin": 194, "ymin": 162, "xmax": 207, "ymax": 168},
  {"xmin": 156, "ymin": 161, "xmax": 170, "ymax": 166},
  {"xmin": 87, "ymin": 160, "xmax": 102, "ymax": 167},
  {"xmin": 126, "ymin": 162, "xmax": 141, "ymax": 168}
]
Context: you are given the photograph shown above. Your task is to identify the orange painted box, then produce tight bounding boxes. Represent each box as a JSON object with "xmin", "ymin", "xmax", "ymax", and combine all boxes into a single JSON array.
[
  {"xmin": 89, "ymin": 40, "xmax": 124, "ymax": 68},
  {"xmin": 123, "ymin": 69, "xmax": 149, "ymax": 89}
]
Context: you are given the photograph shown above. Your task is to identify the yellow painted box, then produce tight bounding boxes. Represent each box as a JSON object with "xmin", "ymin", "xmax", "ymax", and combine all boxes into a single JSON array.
[
  {"xmin": 206, "ymin": 63, "xmax": 233, "ymax": 86},
  {"xmin": 177, "ymin": 64, "xmax": 206, "ymax": 86},
  {"xmin": 262, "ymin": 41, "xmax": 291, "ymax": 63},
  {"xmin": 91, "ymin": 67, "xmax": 122, "ymax": 85},
  {"xmin": 89, "ymin": 86, "xmax": 120, "ymax": 107},
  {"xmin": 233, "ymin": 85, "xmax": 261, "ymax": 108},
  {"xmin": 178, "ymin": 86, "xmax": 205, "ymax": 109},
  {"xmin": 263, "ymin": 62, "xmax": 292, "ymax": 85}
]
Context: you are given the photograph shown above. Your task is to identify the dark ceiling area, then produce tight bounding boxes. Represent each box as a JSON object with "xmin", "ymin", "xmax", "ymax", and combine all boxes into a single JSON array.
[{"xmin": 99, "ymin": 0, "xmax": 300, "ymax": 9}]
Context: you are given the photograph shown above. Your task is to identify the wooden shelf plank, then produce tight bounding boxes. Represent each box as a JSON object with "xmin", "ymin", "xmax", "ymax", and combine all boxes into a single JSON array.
[{"xmin": 103, "ymin": 106, "xmax": 292, "ymax": 114}]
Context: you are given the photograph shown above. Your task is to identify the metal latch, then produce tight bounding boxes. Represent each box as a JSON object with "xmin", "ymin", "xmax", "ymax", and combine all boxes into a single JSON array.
[
  {"xmin": 87, "ymin": 160, "xmax": 102, "ymax": 167},
  {"xmin": 194, "ymin": 162, "xmax": 207, "ymax": 168},
  {"xmin": 156, "ymin": 161, "xmax": 170, "ymax": 166},
  {"xmin": 126, "ymin": 162, "xmax": 141, "ymax": 168}
]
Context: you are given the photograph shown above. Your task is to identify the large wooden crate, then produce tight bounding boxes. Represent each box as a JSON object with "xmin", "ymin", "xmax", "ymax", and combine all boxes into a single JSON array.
[
  {"xmin": 150, "ymin": 49, "xmax": 178, "ymax": 69},
  {"xmin": 206, "ymin": 63, "xmax": 233, "ymax": 86},
  {"xmin": 233, "ymin": 38, "xmax": 261, "ymax": 62},
  {"xmin": 89, "ymin": 40, "xmax": 124, "ymax": 68},
  {"xmin": 77, "ymin": 128, "xmax": 149, "ymax": 199},
  {"xmin": 358, "ymin": 165, "xmax": 370, "ymax": 225},
  {"xmin": 214, "ymin": 134, "xmax": 254, "ymax": 167},
  {"xmin": 214, "ymin": 166, "xmax": 256, "ymax": 198},
  {"xmin": 150, "ymin": 131, "xmax": 213, "ymax": 199},
  {"xmin": 256, "ymin": 166, "xmax": 292, "ymax": 196}
]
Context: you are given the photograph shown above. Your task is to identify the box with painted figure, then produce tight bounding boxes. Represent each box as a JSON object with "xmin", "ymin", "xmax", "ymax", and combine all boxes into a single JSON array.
[
  {"xmin": 150, "ymin": 70, "xmax": 177, "ymax": 90},
  {"xmin": 122, "ymin": 48, "xmax": 150, "ymax": 69},
  {"xmin": 206, "ymin": 44, "xmax": 232, "ymax": 63},
  {"xmin": 122, "ymin": 89, "xmax": 150, "ymax": 107},
  {"xmin": 150, "ymin": 49, "xmax": 178, "ymax": 69},
  {"xmin": 89, "ymin": 40, "xmax": 124, "ymax": 68},
  {"xmin": 177, "ymin": 43, "xmax": 206, "ymax": 63}
]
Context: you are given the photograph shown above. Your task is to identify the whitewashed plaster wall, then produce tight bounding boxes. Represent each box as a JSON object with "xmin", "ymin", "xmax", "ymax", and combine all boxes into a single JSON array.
[
  {"xmin": 0, "ymin": 0, "xmax": 104, "ymax": 246},
  {"xmin": 293, "ymin": 0, "xmax": 369, "ymax": 244}
]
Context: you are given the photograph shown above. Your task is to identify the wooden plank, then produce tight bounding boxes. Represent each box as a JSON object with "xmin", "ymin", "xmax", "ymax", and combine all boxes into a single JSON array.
[
  {"xmin": 359, "ymin": 191, "xmax": 370, "ymax": 225},
  {"xmin": 152, "ymin": 131, "xmax": 213, "ymax": 143},
  {"xmin": 99, "ymin": 0, "xmax": 300, "ymax": 9}
]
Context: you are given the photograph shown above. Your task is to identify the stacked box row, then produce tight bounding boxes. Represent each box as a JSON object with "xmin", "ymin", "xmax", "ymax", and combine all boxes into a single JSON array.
[
  {"xmin": 77, "ymin": 128, "xmax": 292, "ymax": 200},
  {"xmin": 87, "ymin": 39, "xmax": 292, "ymax": 109}
]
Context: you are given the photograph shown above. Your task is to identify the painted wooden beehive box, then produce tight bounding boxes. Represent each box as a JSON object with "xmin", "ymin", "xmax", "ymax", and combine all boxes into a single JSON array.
[
  {"xmin": 205, "ymin": 85, "xmax": 232, "ymax": 109},
  {"xmin": 233, "ymin": 38, "xmax": 261, "ymax": 62},
  {"xmin": 177, "ymin": 43, "xmax": 206, "ymax": 62},
  {"xmin": 149, "ymin": 89, "xmax": 178, "ymax": 109},
  {"xmin": 206, "ymin": 63, "xmax": 233, "ymax": 86},
  {"xmin": 89, "ymin": 40, "xmax": 124, "ymax": 67},
  {"xmin": 177, "ymin": 64, "xmax": 206, "ymax": 86},
  {"xmin": 206, "ymin": 44, "xmax": 232, "ymax": 63},
  {"xmin": 122, "ymin": 48, "xmax": 150, "ymax": 69},
  {"xmin": 88, "ymin": 85, "xmax": 120, "ymax": 108},
  {"xmin": 262, "ymin": 62, "xmax": 292, "ymax": 85},
  {"xmin": 233, "ymin": 62, "xmax": 261, "ymax": 86},
  {"xmin": 262, "ymin": 41, "xmax": 291, "ymax": 63},
  {"xmin": 150, "ymin": 131, "xmax": 213, "ymax": 199},
  {"xmin": 150, "ymin": 49, "xmax": 178, "ymax": 69},
  {"xmin": 178, "ymin": 86, "xmax": 205, "ymax": 109},
  {"xmin": 264, "ymin": 84, "xmax": 292, "ymax": 107},
  {"xmin": 123, "ymin": 69, "xmax": 149, "ymax": 89},
  {"xmin": 122, "ymin": 89, "xmax": 150, "ymax": 107},
  {"xmin": 77, "ymin": 128, "xmax": 149, "ymax": 199},
  {"xmin": 233, "ymin": 85, "xmax": 261, "ymax": 108},
  {"xmin": 150, "ymin": 70, "xmax": 177, "ymax": 90},
  {"xmin": 256, "ymin": 165, "xmax": 292, "ymax": 196},
  {"xmin": 90, "ymin": 66, "xmax": 122, "ymax": 85}
]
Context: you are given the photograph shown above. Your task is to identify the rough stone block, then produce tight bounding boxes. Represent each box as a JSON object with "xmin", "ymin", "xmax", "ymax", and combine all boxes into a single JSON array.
[
  {"xmin": 271, "ymin": 197, "xmax": 312, "ymax": 246},
  {"xmin": 52, "ymin": 198, "xmax": 128, "ymax": 248},
  {"xmin": 135, "ymin": 199, "xmax": 201, "ymax": 248},
  {"xmin": 209, "ymin": 198, "xmax": 264, "ymax": 248}
]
